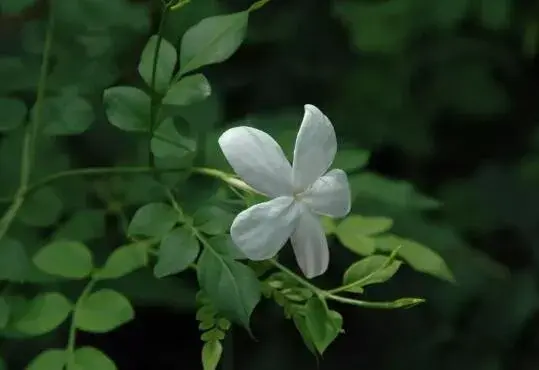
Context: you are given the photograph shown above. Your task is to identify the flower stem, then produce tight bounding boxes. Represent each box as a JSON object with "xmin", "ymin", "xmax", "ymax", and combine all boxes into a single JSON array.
[
  {"xmin": 0, "ymin": 6, "xmax": 55, "ymax": 242},
  {"xmin": 268, "ymin": 259, "xmax": 323, "ymax": 295}
]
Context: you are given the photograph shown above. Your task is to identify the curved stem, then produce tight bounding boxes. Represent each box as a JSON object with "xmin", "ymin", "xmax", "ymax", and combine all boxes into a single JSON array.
[
  {"xmin": 0, "ymin": 7, "xmax": 55, "ymax": 242},
  {"xmin": 325, "ymin": 294, "xmax": 425, "ymax": 309},
  {"xmin": 66, "ymin": 278, "xmax": 97, "ymax": 366}
]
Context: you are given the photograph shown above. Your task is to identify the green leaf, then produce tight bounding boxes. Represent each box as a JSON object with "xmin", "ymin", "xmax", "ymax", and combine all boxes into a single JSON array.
[
  {"xmin": 1, "ymin": 0, "xmax": 37, "ymax": 14},
  {"xmin": 179, "ymin": 11, "xmax": 249, "ymax": 75},
  {"xmin": 376, "ymin": 235, "xmax": 455, "ymax": 282},
  {"xmin": 304, "ymin": 296, "xmax": 328, "ymax": 346},
  {"xmin": 103, "ymin": 86, "xmax": 151, "ymax": 132},
  {"xmin": 207, "ymin": 235, "xmax": 245, "ymax": 259},
  {"xmin": 431, "ymin": 0, "xmax": 469, "ymax": 28},
  {"xmin": 151, "ymin": 119, "xmax": 196, "ymax": 159},
  {"xmin": 0, "ymin": 98, "xmax": 26, "ymax": 131},
  {"xmin": 0, "ymin": 238, "xmax": 31, "ymax": 281},
  {"xmin": 18, "ymin": 186, "xmax": 63, "ymax": 227},
  {"xmin": 350, "ymin": 173, "xmax": 441, "ymax": 209},
  {"xmin": 197, "ymin": 249, "xmax": 261, "ymax": 327},
  {"xmin": 38, "ymin": 93, "xmax": 94, "ymax": 135},
  {"xmin": 127, "ymin": 203, "xmax": 178, "ymax": 238},
  {"xmin": 163, "ymin": 74, "xmax": 211, "ymax": 106},
  {"xmin": 13, "ymin": 292, "xmax": 72, "ymax": 335},
  {"xmin": 0, "ymin": 297, "xmax": 10, "ymax": 328},
  {"xmin": 72, "ymin": 347, "xmax": 117, "ymax": 370},
  {"xmin": 193, "ymin": 206, "xmax": 235, "ymax": 235},
  {"xmin": 332, "ymin": 149, "xmax": 370, "ymax": 171},
  {"xmin": 74, "ymin": 289, "xmax": 134, "ymax": 333},
  {"xmin": 336, "ymin": 214, "xmax": 393, "ymax": 255},
  {"xmin": 338, "ymin": 215, "xmax": 393, "ymax": 236},
  {"xmin": 54, "ymin": 209, "xmax": 105, "ymax": 242},
  {"xmin": 154, "ymin": 226, "xmax": 200, "ymax": 278},
  {"xmin": 27, "ymin": 349, "xmax": 67, "ymax": 370},
  {"xmin": 294, "ymin": 309, "xmax": 343, "ymax": 355},
  {"xmin": 321, "ymin": 216, "xmax": 337, "ymax": 235},
  {"xmin": 201, "ymin": 340, "xmax": 223, "ymax": 370},
  {"xmin": 479, "ymin": 0, "xmax": 510, "ymax": 30},
  {"xmin": 138, "ymin": 35, "xmax": 177, "ymax": 93},
  {"xmin": 96, "ymin": 242, "xmax": 149, "ymax": 280},
  {"xmin": 343, "ymin": 255, "xmax": 401, "ymax": 293},
  {"xmin": 33, "ymin": 241, "xmax": 93, "ymax": 279}
]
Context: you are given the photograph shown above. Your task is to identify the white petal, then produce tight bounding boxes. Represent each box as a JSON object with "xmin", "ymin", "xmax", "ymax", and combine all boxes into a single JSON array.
[
  {"xmin": 291, "ymin": 206, "xmax": 329, "ymax": 278},
  {"xmin": 292, "ymin": 105, "xmax": 337, "ymax": 191},
  {"xmin": 301, "ymin": 169, "xmax": 351, "ymax": 218},
  {"xmin": 230, "ymin": 196, "xmax": 300, "ymax": 260},
  {"xmin": 219, "ymin": 126, "xmax": 293, "ymax": 197}
]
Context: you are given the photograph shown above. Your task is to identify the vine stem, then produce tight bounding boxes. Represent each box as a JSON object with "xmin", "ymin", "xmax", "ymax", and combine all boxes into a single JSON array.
[
  {"xmin": 0, "ymin": 6, "xmax": 55, "ymax": 242},
  {"xmin": 66, "ymin": 278, "xmax": 97, "ymax": 367}
]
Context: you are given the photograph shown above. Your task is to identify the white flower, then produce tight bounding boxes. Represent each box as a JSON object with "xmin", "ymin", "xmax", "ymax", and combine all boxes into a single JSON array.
[{"xmin": 218, "ymin": 104, "xmax": 351, "ymax": 278}]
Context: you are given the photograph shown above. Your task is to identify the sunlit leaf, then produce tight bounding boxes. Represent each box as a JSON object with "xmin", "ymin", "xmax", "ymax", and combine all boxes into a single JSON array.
[
  {"xmin": 33, "ymin": 241, "xmax": 93, "ymax": 279},
  {"xmin": 74, "ymin": 289, "xmax": 134, "ymax": 333}
]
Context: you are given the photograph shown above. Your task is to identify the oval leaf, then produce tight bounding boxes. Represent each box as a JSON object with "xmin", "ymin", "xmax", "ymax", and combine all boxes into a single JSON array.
[
  {"xmin": 163, "ymin": 74, "xmax": 211, "ymax": 106},
  {"xmin": 376, "ymin": 235, "xmax": 455, "ymax": 282},
  {"xmin": 179, "ymin": 12, "xmax": 249, "ymax": 75},
  {"xmin": 14, "ymin": 292, "xmax": 72, "ymax": 335},
  {"xmin": 202, "ymin": 340, "xmax": 223, "ymax": 370},
  {"xmin": 154, "ymin": 226, "xmax": 200, "ymax": 278},
  {"xmin": 96, "ymin": 242, "xmax": 149, "ymax": 280},
  {"xmin": 39, "ymin": 93, "xmax": 94, "ymax": 136},
  {"xmin": 27, "ymin": 349, "xmax": 67, "ymax": 370},
  {"xmin": 73, "ymin": 347, "xmax": 117, "ymax": 370},
  {"xmin": 127, "ymin": 203, "xmax": 178, "ymax": 238},
  {"xmin": 103, "ymin": 86, "xmax": 151, "ymax": 132},
  {"xmin": 33, "ymin": 241, "xmax": 93, "ymax": 279},
  {"xmin": 74, "ymin": 289, "xmax": 134, "ymax": 333},
  {"xmin": 343, "ymin": 255, "xmax": 401, "ymax": 293},
  {"xmin": 197, "ymin": 249, "xmax": 260, "ymax": 328},
  {"xmin": 138, "ymin": 35, "xmax": 177, "ymax": 92}
]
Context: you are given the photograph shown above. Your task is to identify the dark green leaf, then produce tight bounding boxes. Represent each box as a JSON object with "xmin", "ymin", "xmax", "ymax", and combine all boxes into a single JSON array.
[
  {"xmin": 179, "ymin": 12, "xmax": 249, "ymax": 75},
  {"xmin": 151, "ymin": 119, "xmax": 196, "ymax": 159},
  {"xmin": 0, "ymin": 98, "xmax": 26, "ymax": 131},
  {"xmin": 127, "ymin": 203, "xmax": 178, "ymax": 238},
  {"xmin": 154, "ymin": 226, "xmax": 200, "ymax": 278},
  {"xmin": 197, "ymin": 249, "xmax": 260, "ymax": 327},
  {"xmin": 138, "ymin": 35, "xmax": 177, "ymax": 92},
  {"xmin": 193, "ymin": 206, "xmax": 235, "ymax": 235},
  {"xmin": 163, "ymin": 74, "xmax": 211, "ymax": 106},
  {"xmin": 103, "ymin": 86, "xmax": 151, "ymax": 132},
  {"xmin": 38, "ymin": 93, "xmax": 94, "ymax": 136},
  {"xmin": 18, "ymin": 186, "xmax": 63, "ymax": 227}
]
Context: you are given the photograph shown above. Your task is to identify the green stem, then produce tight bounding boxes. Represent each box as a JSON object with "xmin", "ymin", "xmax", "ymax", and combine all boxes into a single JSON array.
[
  {"xmin": 268, "ymin": 259, "xmax": 323, "ymax": 295},
  {"xmin": 0, "ymin": 7, "xmax": 55, "ymax": 242},
  {"xmin": 66, "ymin": 278, "xmax": 97, "ymax": 366},
  {"xmin": 325, "ymin": 294, "xmax": 425, "ymax": 309},
  {"xmin": 148, "ymin": 2, "xmax": 171, "ymax": 167}
]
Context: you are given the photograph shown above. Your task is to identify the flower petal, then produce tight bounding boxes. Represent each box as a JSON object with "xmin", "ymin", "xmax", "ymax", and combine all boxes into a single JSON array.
[
  {"xmin": 301, "ymin": 169, "xmax": 351, "ymax": 218},
  {"xmin": 219, "ymin": 126, "xmax": 293, "ymax": 197},
  {"xmin": 230, "ymin": 196, "xmax": 300, "ymax": 260},
  {"xmin": 291, "ymin": 207, "xmax": 329, "ymax": 278},
  {"xmin": 292, "ymin": 105, "xmax": 337, "ymax": 191}
]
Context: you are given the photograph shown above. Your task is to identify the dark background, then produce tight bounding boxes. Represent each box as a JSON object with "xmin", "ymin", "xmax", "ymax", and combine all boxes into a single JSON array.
[{"xmin": 2, "ymin": 0, "xmax": 539, "ymax": 369}]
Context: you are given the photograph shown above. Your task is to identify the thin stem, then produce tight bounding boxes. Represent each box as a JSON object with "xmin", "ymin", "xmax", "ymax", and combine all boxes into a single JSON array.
[
  {"xmin": 148, "ymin": 2, "xmax": 171, "ymax": 167},
  {"xmin": 325, "ymin": 294, "xmax": 425, "ymax": 309},
  {"xmin": 66, "ymin": 278, "xmax": 97, "ymax": 367},
  {"xmin": 268, "ymin": 259, "xmax": 323, "ymax": 295},
  {"xmin": 0, "ymin": 7, "xmax": 55, "ymax": 242}
]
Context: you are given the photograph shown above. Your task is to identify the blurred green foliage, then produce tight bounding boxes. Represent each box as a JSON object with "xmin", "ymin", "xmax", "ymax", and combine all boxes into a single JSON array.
[{"xmin": 1, "ymin": 0, "xmax": 539, "ymax": 369}]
